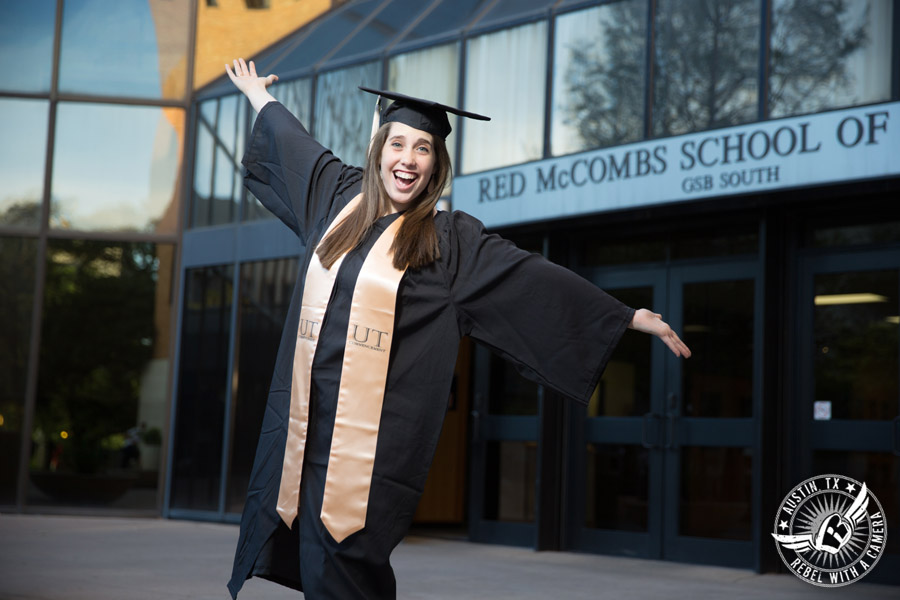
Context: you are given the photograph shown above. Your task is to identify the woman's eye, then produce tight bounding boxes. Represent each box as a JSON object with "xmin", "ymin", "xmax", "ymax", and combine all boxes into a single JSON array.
[
  {"xmin": 417, "ymin": 146, "xmax": 430, "ymax": 153},
  {"xmin": 391, "ymin": 142, "xmax": 402, "ymax": 148}
]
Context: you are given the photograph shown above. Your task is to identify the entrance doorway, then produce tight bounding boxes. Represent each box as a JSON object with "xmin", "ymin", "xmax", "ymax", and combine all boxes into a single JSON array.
[
  {"xmin": 563, "ymin": 259, "xmax": 762, "ymax": 567},
  {"xmin": 796, "ymin": 248, "xmax": 900, "ymax": 584}
]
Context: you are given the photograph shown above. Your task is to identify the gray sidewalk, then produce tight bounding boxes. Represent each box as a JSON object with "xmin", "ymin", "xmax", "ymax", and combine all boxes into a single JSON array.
[{"xmin": 0, "ymin": 514, "xmax": 895, "ymax": 600}]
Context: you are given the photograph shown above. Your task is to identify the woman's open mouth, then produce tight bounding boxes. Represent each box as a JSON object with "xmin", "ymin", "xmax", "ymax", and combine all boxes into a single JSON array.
[{"xmin": 393, "ymin": 170, "xmax": 418, "ymax": 191}]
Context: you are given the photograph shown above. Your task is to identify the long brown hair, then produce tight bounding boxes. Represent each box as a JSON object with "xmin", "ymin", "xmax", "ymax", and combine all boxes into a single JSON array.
[{"xmin": 316, "ymin": 122, "xmax": 452, "ymax": 271}]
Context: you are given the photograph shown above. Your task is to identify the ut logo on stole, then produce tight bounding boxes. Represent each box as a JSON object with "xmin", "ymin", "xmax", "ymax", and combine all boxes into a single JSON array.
[
  {"xmin": 349, "ymin": 323, "xmax": 389, "ymax": 352},
  {"xmin": 299, "ymin": 318, "xmax": 320, "ymax": 341}
]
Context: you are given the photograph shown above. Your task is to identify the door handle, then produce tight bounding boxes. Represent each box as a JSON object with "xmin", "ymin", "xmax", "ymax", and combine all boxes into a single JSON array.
[
  {"xmin": 665, "ymin": 393, "xmax": 679, "ymax": 450},
  {"xmin": 642, "ymin": 412, "xmax": 661, "ymax": 449}
]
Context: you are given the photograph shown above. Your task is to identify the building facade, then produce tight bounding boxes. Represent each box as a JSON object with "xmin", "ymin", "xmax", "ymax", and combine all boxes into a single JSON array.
[{"xmin": 2, "ymin": 0, "xmax": 898, "ymax": 584}]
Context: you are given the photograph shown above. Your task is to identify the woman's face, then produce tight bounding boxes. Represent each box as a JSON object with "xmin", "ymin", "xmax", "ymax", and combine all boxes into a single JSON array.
[{"xmin": 379, "ymin": 121, "xmax": 435, "ymax": 211}]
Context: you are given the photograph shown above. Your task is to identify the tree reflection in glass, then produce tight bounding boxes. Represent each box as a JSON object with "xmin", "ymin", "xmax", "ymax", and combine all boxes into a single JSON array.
[
  {"xmin": 769, "ymin": 0, "xmax": 893, "ymax": 118},
  {"xmin": 652, "ymin": 0, "xmax": 760, "ymax": 137},
  {"xmin": 554, "ymin": 1, "xmax": 647, "ymax": 155},
  {"xmin": 30, "ymin": 240, "xmax": 171, "ymax": 508},
  {"xmin": 314, "ymin": 62, "xmax": 381, "ymax": 168}
]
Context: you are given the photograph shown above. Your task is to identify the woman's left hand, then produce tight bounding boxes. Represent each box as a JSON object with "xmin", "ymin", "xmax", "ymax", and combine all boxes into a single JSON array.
[{"xmin": 629, "ymin": 308, "xmax": 692, "ymax": 358}]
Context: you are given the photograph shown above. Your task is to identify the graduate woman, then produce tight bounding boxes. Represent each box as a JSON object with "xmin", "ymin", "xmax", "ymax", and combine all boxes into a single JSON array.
[{"xmin": 224, "ymin": 58, "xmax": 690, "ymax": 599}]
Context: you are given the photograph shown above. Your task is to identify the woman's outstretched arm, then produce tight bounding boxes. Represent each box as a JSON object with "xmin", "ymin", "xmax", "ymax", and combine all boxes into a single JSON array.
[
  {"xmin": 628, "ymin": 308, "xmax": 691, "ymax": 358},
  {"xmin": 226, "ymin": 58, "xmax": 278, "ymax": 113}
]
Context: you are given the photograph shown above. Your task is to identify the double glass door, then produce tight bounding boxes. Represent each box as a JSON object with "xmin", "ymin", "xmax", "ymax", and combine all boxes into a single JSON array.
[{"xmin": 564, "ymin": 260, "xmax": 761, "ymax": 567}]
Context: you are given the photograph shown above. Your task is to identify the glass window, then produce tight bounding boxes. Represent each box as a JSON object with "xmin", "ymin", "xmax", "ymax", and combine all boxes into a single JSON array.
[
  {"xmin": 652, "ymin": 0, "xmax": 760, "ymax": 137},
  {"xmin": 483, "ymin": 440, "xmax": 537, "ymax": 522},
  {"xmin": 226, "ymin": 258, "xmax": 298, "ymax": 513},
  {"xmin": 0, "ymin": 0, "xmax": 56, "ymax": 93},
  {"xmin": 388, "ymin": 43, "xmax": 460, "ymax": 183},
  {"xmin": 258, "ymin": 0, "xmax": 383, "ymax": 76},
  {"xmin": 0, "ymin": 99, "xmax": 49, "ymax": 230},
  {"xmin": 314, "ymin": 61, "xmax": 382, "ymax": 168},
  {"xmin": 191, "ymin": 112, "xmax": 217, "ymax": 227},
  {"xmin": 59, "ymin": 0, "xmax": 191, "ymax": 99},
  {"xmin": 244, "ymin": 78, "xmax": 313, "ymax": 222},
  {"xmin": 813, "ymin": 451, "xmax": 899, "ymax": 554},
  {"xmin": 589, "ymin": 287, "xmax": 653, "ymax": 418},
  {"xmin": 394, "ymin": 0, "xmax": 484, "ymax": 46},
  {"xmin": 682, "ymin": 280, "xmax": 755, "ymax": 418},
  {"xmin": 586, "ymin": 444, "xmax": 649, "ymax": 531},
  {"xmin": 29, "ymin": 240, "xmax": 173, "ymax": 509},
  {"xmin": 770, "ymin": 0, "xmax": 893, "ymax": 118},
  {"xmin": 552, "ymin": 1, "xmax": 648, "ymax": 156},
  {"xmin": 328, "ymin": 0, "xmax": 433, "ymax": 62},
  {"xmin": 271, "ymin": 78, "xmax": 312, "ymax": 129},
  {"xmin": 170, "ymin": 265, "xmax": 233, "ymax": 511},
  {"xmin": 0, "ymin": 237, "xmax": 39, "ymax": 505},
  {"xmin": 814, "ymin": 270, "xmax": 898, "ymax": 420},
  {"xmin": 462, "ymin": 21, "xmax": 547, "ymax": 173},
  {"xmin": 51, "ymin": 102, "xmax": 183, "ymax": 234},
  {"xmin": 473, "ymin": 0, "xmax": 550, "ymax": 29},
  {"xmin": 680, "ymin": 446, "xmax": 752, "ymax": 539}
]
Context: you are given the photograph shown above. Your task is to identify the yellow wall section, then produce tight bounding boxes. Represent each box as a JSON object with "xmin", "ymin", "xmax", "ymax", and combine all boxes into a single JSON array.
[{"xmin": 194, "ymin": 0, "xmax": 335, "ymax": 90}]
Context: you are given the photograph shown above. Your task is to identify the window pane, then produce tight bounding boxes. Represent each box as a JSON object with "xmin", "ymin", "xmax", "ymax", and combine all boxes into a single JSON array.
[
  {"xmin": 388, "ymin": 43, "xmax": 460, "ymax": 186},
  {"xmin": 813, "ymin": 450, "xmax": 899, "ymax": 554},
  {"xmin": 0, "ymin": 99, "xmax": 49, "ymax": 230},
  {"xmin": 0, "ymin": 0, "xmax": 56, "ymax": 93},
  {"xmin": 586, "ymin": 444, "xmax": 648, "ymax": 531},
  {"xmin": 476, "ymin": 0, "xmax": 549, "ymax": 25},
  {"xmin": 226, "ymin": 258, "xmax": 298, "ymax": 513},
  {"xmin": 329, "ymin": 0, "xmax": 432, "ymax": 62},
  {"xmin": 244, "ymin": 78, "xmax": 313, "ymax": 222},
  {"xmin": 0, "ymin": 237, "xmax": 39, "ymax": 505},
  {"xmin": 170, "ymin": 265, "xmax": 233, "ymax": 511},
  {"xmin": 487, "ymin": 350, "xmax": 539, "ymax": 416},
  {"xmin": 29, "ymin": 240, "xmax": 173, "ymax": 509},
  {"xmin": 59, "ymin": 0, "xmax": 190, "ymax": 99},
  {"xmin": 396, "ymin": 0, "xmax": 483, "ymax": 44},
  {"xmin": 682, "ymin": 280, "xmax": 755, "ymax": 418},
  {"xmin": 769, "ymin": 0, "xmax": 893, "ymax": 118},
  {"xmin": 463, "ymin": 21, "xmax": 547, "ymax": 173},
  {"xmin": 483, "ymin": 441, "xmax": 537, "ymax": 522},
  {"xmin": 553, "ymin": 1, "xmax": 648, "ymax": 155},
  {"xmin": 680, "ymin": 446, "xmax": 752, "ymax": 539},
  {"xmin": 652, "ymin": 0, "xmax": 760, "ymax": 137},
  {"xmin": 51, "ymin": 103, "xmax": 183, "ymax": 234},
  {"xmin": 314, "ymin": 62, "xmax": 382, "ymax": 168},
  {"xmin": 814, "ymin": 270, "xmax": 898, "ymax": 420},
  {"xmin": 191, "ymin": 107, "xmax": 217, "ymax": 227},
  {"xmin": 258, "ymin": 0, "xmax": 383, "ymax": 75},
  {"xmin": 590, "ymin": 287, "xmax": 653, "ymax": 418}
]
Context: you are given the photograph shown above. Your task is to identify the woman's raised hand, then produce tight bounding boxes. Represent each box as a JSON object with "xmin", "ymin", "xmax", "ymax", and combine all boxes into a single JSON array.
[
  {"xmin": 225, "ymin": 58, "xmax": 278, "ymax": 113},
  {"xmin": 628, "ymin": 308, "xmax": 692, "ymax": 358}
]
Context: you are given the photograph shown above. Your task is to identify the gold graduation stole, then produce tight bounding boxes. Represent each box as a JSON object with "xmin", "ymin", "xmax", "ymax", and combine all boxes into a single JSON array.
[{"xmin": 276, "ymin": 195, "xmax": 408, "ymax": 543}]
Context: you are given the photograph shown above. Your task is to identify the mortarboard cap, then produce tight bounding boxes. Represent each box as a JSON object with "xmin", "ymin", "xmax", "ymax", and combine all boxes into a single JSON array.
[{"xmin": 359, "ymin": 86, "xmax": 490, "ymax": 140}]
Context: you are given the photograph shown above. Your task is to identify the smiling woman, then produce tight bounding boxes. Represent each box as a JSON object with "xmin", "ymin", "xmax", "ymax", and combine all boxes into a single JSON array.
[{"xmin": 221, "ymin": 58, "xmax": 689, "ymax": 600}]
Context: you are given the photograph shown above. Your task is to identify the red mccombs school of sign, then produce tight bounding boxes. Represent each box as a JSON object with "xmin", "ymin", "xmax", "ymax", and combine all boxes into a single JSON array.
[{"xmin": 453, "ymin": 101, "xmax": 900, "ymax": 228}]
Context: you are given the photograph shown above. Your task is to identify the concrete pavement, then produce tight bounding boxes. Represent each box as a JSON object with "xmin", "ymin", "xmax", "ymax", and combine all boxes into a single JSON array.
[{"xmin": 0, "ymin": 514, "xmax": 896, "ymax": 599}]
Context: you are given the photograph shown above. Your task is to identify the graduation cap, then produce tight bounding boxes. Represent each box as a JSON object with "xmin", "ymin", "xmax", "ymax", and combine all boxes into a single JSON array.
[{"xmin": 359, "ymin": 86, "xmax": 490, "ymax": 141}]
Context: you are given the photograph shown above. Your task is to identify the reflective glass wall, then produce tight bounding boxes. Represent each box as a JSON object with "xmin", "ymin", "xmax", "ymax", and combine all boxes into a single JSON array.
[
  {"xmin": 179, "ymin": 0, "xmax": 898, "ymax": 525},
  {"xmin": 0, "ymin": 0, "xmax": 190, "ymax": 512}
]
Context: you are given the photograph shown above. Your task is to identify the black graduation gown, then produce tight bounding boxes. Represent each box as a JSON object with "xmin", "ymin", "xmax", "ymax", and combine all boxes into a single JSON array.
[{"xmin": 227, "ymin": 102, "xmax": 635, "ymax": 599}]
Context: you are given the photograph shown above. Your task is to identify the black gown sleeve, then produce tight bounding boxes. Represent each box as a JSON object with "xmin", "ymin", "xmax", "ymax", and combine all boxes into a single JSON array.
[
  {"xmin": 241, "ymin": 101, "xmax": 363, "ymax": 243},
  {"xmin": 447, "ymin": 211, "xmax": 635, "ymax": 405}
]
